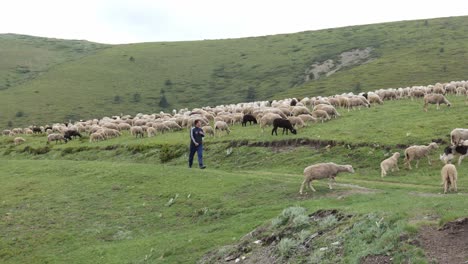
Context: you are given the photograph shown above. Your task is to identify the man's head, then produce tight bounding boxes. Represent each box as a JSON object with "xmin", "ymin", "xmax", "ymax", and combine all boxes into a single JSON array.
[{"xmin": 194, "ymin": 119, "xmax": 201, "ymax": 127}]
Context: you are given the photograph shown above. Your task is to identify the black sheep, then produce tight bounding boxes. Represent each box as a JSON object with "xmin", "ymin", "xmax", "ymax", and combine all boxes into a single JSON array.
[
  {"xmin": 32, "ymin": 127, "xmax": 42, "ymax": 134},
  {"xmin": 64, "ymin": 130, "xmax": 82, "ymax": 141},
  {"xmin": 272, "ymin": 118, "xmax": 297, "ymax": 135},
  {"xmin": 290, "ymin": 99, "xmax": 297, "ymax": 106},
  {"xmin": 242, "ymin": 114, "xmax": 257, "ymax": 126}
]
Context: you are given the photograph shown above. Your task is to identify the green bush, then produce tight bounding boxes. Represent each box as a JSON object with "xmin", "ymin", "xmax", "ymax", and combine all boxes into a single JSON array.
[{"xmin": 160, "ymin": 144, "xmax": 185, "ymax": 163}]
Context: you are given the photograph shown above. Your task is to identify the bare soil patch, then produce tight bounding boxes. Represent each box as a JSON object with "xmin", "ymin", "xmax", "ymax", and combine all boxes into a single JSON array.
[{"xmin": 419, "ymin": 217, "xmax": 468, "ymax": 264}]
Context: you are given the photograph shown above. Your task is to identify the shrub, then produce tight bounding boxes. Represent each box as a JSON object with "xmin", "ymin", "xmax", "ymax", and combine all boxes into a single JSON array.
[{"xmin": 277, "ymin": 238, "xmax": 298, "ymax": 258}]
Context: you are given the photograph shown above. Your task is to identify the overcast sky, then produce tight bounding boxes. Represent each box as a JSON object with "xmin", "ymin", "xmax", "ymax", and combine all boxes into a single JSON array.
[{"xmin": 1, "ymin": 0, "xmax": 467, "ymax": 44}]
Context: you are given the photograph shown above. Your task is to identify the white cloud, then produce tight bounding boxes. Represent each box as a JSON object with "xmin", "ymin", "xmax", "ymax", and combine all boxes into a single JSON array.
[{"xmin": 0, "ymin": 0, "xmax": 467, "ymax": 44}]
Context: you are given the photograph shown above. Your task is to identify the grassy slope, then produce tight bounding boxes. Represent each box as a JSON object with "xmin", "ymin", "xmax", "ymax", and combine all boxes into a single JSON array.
[
  {"xmin": 0, "ymin": 34, "xmax": 108, "ymax": 90},
  {"xmin": 1, "ymin": 95, "xmax": 468, "ymax": 263},
  {"xmin": 2, "ymin": 16, "xmax": 468, "ymax": 127}
]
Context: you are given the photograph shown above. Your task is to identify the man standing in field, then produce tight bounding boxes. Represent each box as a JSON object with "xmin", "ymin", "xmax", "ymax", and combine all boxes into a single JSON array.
[{"xmin": 189, "ymin": 119, "xmax": 206, "ymax": 169}]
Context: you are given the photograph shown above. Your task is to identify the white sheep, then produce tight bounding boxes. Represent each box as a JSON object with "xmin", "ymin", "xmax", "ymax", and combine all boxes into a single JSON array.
[
  {"xmin": 130, "ymin": 126, "xmax": 144, "ymax": 138},
  {"xmin": 214, "ymin": 121, "xmax": 230, "ymax": 136},
  {"xmin": 47, "ymin": 133, "xmax": 67, "ymax": 144},
  {"xmin": 450, "ymin": 128, "xmax": 468, "ymax": 145},
  {"xmin": 423, "ymin": 94, "xmax": 451, "ymax": 112},
  {"xmin": 311, "ymin": 110, "xmax": 331, "ymax": 122},
  {"xmin": 380, "ymin": 152, "xmax": 400, "ymax": 177},
  {"xmin": 89, "ymin": 132, "xmax": 105, "ymax": 142},
  {"xmin": 313, "ymin": 104, "xmax": 340, "ymax": 118},
  {"xmin": 287, "ymin": 116, "xmax": 306, "ymax": 128},
  {"xmin": 259, "ymin": 113, "xmax": 282, "ymax": 132},
  {"xmin": 299, "ymin": 162, "xmax": 354, "ymax": 194},
  {"xmin": 147, "ymin": 127, "xmax": 156, "ymax": 137},
  {"xmin": 202, "ymin": 125, "xmax": 214, "ymax": 137},
  {"xmin": 297, "ymin": 114, "xmax": 317, "ymax": 124},
  {"xmin": 14, "ymin": 137, "xmax": 26, "ymax": 145},
  {"xmin": 404, "ymin": 142, "xmax": 438, "ymax": 169},
  {"xmin": 441, "ymin": 163, "xmax": 457, "ymax": 194}
]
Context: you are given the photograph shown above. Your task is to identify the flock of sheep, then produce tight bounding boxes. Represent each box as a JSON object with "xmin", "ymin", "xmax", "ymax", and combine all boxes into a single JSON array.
[{"xmin": 2, "ymin": 80, "xmax": 468, "ymax": 194}]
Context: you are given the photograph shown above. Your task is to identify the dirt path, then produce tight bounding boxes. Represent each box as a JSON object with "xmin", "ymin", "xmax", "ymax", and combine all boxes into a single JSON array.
[{"xmin": 419, "ymin": 218, "xmax": 468, "ymax": 264}]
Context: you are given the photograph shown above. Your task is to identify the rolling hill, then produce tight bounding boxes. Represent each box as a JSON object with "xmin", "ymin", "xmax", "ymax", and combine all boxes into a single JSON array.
[{"xmin": 1, "ymin": 15, "xmax": 468, "ymax": 127}]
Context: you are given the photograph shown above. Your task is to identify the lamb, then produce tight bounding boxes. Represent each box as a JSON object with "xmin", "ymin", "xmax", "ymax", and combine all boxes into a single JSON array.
[
  {"xmin": 214, "ymin": 121, "xmax": 231, "ymax": 136},
  {"xmin": 202, "ymin": 125, "xmax": 214, "ymax": 136},
  {"xmin": 47, "ymin": 133, "xmax": 67, "ymax": 144},
  {"xmin": 439, "ymin": 145, "xmax": 468, "ymax": 165},
  {"xmin": 380, "ymin": 152, "xmax": 400, "ymax": 177},
  {"xmin": 404, "ymin": 142, "xmax": 439, "ymax": 169},
  {"xmin": 450, "ymin": 128, "xmax": 468, "ymax": 145},
  {"xmin": 441, "ymin": 164, "xmax": 457, "ymax": 193},
  {"xmin": 271, "ymin": 118, "xmax": 297, "ymax": 135},
  {"xmin": 299, "ymin": 163, "xmax": 354, "ymax": 194},
  {"xmin": 242, "ymin": 114, "xmax": 257, "ymax": 126},
  {"xmin": 423, "ymin": 94, "xmax": 451, "ymax": 112},
  {"xmin": 14, "ymin": 137, "xmax": 26, "ymax": 145}
]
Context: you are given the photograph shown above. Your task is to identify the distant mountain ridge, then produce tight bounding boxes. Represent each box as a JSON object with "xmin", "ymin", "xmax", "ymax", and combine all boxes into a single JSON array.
[{"xmin": 1, "ymin": 15, "xmax": 468, "ymax": 127}]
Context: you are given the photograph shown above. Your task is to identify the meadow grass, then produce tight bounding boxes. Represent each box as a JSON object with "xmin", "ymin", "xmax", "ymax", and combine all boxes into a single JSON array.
[{"xmin": 1, "ymin": 95, "xmax": 468, "ymax": 262}]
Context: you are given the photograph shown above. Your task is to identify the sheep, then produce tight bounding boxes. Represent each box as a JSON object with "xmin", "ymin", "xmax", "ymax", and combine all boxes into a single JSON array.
[
  {"xmin": 439, "ymin": 145, "xmax": 468, "ymax": 165},
  {"xmin": 14, "ymin": 137, "xmax": 26, "ymax": 146},
  {"xmin": 291, "ymin": 106, "xmax": 311, "ymax": 116},
  {"xmin": 404, "ymin": 142, "xmax": 439, "ymax": 169},
  {"xmin": 153, "ymin": 123, "xmax": 170, "ymax": 134},
  {"xmin": 117, "ymin": 123, "xmax": 132, "ymax": 131},
  {"xmin": 441, "ymin": 164, "xmax": 458, "ymax": 194},
  {"xmin": 299, "ymin": 163, "xmax": 354, "ymax": 194},
  {"xmin": 423, "ymin": 94, "xmax": 451, "ymax": 112},
  {"xmin": 63, "ymin": 130, "xmax": 82, "ymax": 141},
  {"xmin": 313, "ymin": 104, "xmax": 340, "ymax": 118},
  {"xmin": 271, "ymin": 118, "xmax": 297, "ymax": 136},
  {"xmin": 297, "ymin": 114, "xmax": 317, "ymax": 124},
  {"xmin": 47, "ymin": 133, "xmax": 67, "ymax": 144},
  {"xmin": 380, "ymin": 152, "xmax": 400, "ymax": 177},
  {"xmin": 147, "ymin": 127, "xmax": 156, "ymax": 137},
  {"xmin": 368, "ymin": 93, "xmax": 383, "ymax": 105},
  {"xmin": 202, "ymin": 126, "xmax": 214, "ymax": 136},
  {"xmin": 242, "ymin": 114, "xmax": 257, "ymax": 126},
  {"xmin": 89, "ymin": 132, "xmax": 105, "ymax": 142},
  {"xmin": 163, "ymin": 121, "xmax": 182, "ymax": 131},
  {"xmin": 130, "ymin": 126, "xmax": 144, "ymax": 138},
  {"xmin": 450, "ymin": 128, "xmax": 468, "ymax": 145},
  {"xmin": 214, "ymin": 121, "xmax": 230, "ymax": 136},
  {"xmin": 2, "ymin": 130, "xmax": 11, "ymax": 136},
  {"xmin": 32, "ymin": 127, "xmax": 43, "ymax": 134},
  {"xmin": 311, "ymin": 110, "xmax": 331, "ymax": 122},
  {"xmin": 259, "ymin": 113, "xmax": 282, "ymax": 132},
  {"xmin": 287, "ymin": 116, "xmax": 305, "ymax": 128}
]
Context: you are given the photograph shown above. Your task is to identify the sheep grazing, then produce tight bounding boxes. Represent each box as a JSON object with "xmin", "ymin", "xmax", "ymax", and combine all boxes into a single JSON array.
[
  {"xmin": 202, "ymin": 125, "xmax": 214, "ymax": 136},
  {"xmin": 241, "ymin": 114, "xmax": 257, "ymax": 126},
  {"xmin": 450, "ymin": 128, "xmax": 468, "ymax": 145},
  {"xmin": 14, "ymin": 137, "xmax": 26, "ymax": 146},
  {"xmin": 440, "ymin": 145, "xmax": 468, "ymax": 165},
  {"xmin": 423, "ymin": 94, "xmax": 451, "ymax": 112},
  {"xmin": 47, "ymin": 133, "xmax": 67, "ymax": 144},
  {"xmin": 404, "ymin": 142, "xmax": 438, "ymax": 169},
  {"xmin": 259, "ymin": 113, "xmax": 282, "ymax": 133},
  {"xmin": 300, "ymin": 163, "xmax": 354, "ymax": 194},
  {"xmin": 311, "ymin": 110, "xmax": 331, "ymax": 122},
  {"xmin": 441, "ymin": 164, "xmax": 458, "ymax": 194},
  {"xmin": 380, "ymin": 152, "xmax": 400, "ymax": 177},
  {"xmin": 63, "ymin": 130, "xmax": 82, "ymax": 141},
  {"xmin": 130, "ymin": 126, "xmax": 145, "ymax": 138},
  {"xmin": 271, "ymin": 118, "xmax": 297, "ymax": 136},
  {"xmin": 89, "ymin": 132, "xmax": 105, "ymax": 142},
  {"xmin": 214, "ymin": 121, "xmax": 230, "ymax": 136}
]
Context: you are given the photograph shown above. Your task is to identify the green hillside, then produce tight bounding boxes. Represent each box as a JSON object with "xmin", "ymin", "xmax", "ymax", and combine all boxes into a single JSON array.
[
  {"xmin": 2, "ymin": 16, "xmax": 468, "ymax": 127},
  {"xmin": 1, "ymin": 95, "xmax": 467, "ymax": 263}
]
